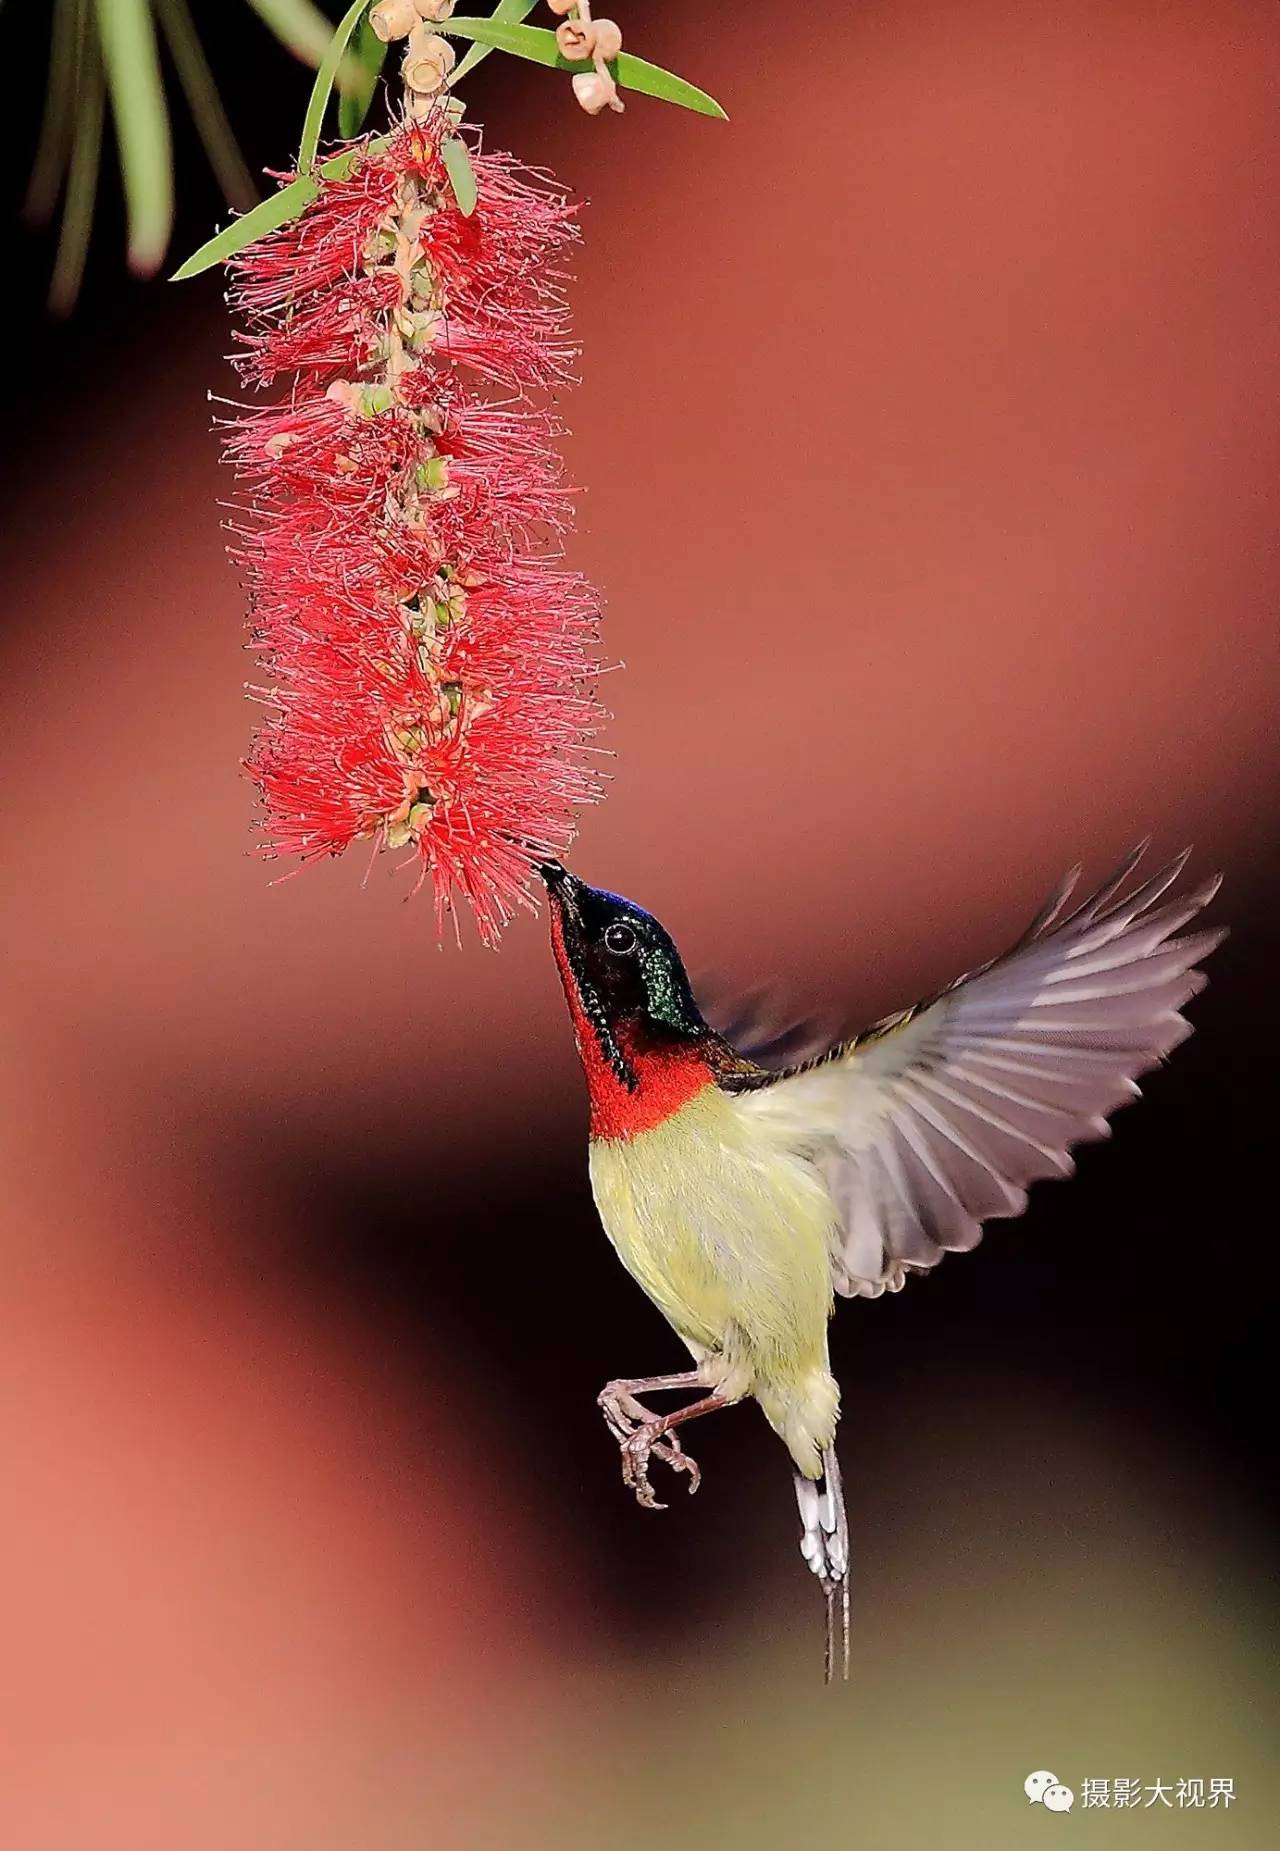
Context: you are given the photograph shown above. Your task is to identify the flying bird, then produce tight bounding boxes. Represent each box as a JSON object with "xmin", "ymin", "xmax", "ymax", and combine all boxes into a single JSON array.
[{"xmin": 538, "ymin": 847, "xmax": 1224, "ymax": 1681}]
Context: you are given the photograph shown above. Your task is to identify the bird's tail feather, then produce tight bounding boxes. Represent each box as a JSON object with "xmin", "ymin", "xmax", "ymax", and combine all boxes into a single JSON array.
[{"xmin": 794, "ymin": 1443, "xmax": 849, "ymax": 1684}]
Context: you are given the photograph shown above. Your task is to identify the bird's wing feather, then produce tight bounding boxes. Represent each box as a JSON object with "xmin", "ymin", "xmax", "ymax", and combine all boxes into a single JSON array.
[
  {"xmin": 695, "ymin": 978, "xmax": 844, "ymax": 1072},
  {"xmin": 732, "ymin": 848, "xmax": 1225, "ymax": 1298}
]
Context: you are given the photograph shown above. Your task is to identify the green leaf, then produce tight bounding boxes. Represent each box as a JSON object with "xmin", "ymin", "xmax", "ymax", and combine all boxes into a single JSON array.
[
  {"xmin": 94, "ymin": 0, "xmax": 175, "ymax": 272},
  {"xmin": 453, "ymin": 0, "xmax": 541, "ymax": 84},
  {"xmin": 25, "ymin": 0, "xmax": 81, "ymax": 225},
  {"xmin": 338, "ymin": 14, "xmax": 388, "ymax": 139},
  {"xmin": 437, "ymin": 19, "xmax": 728, "ymax": 118},
  {"xmin": 245, "ymin": 0, "xmax": 341, "ymax": 65},
  {"xmin": 441, "ymin": 134, "xmax": 477, "ymax": 216},
  {"xmin": 170, "ymin": 175, "xmax": 319, "ymax": 280},
  {"xmin": 170, "ymin": 142, "xmax": 380, "ymax": 280},
  {"xmin": 155, "ymin": 0, "xmax": 257, "ymax": 213},
  {"xmin": 49, "ymin": 13, "xmax": 104, "ymax": 314},
  {"xmin": 606, "ymin": 50, "xmax": 728, "ymax": 121},
  {"xmin": 244, "ymin": 0, "xmax": 366, "ymax": 95},
  {"xmin": 437, "ymin": 19, "xmax": 566, "ymax": 71},
  {"xmin": 297, "ymin": 0, "xmax": 371, "ymax": 174},
  {"xmin": 245, "ymin": 0, "xmax": 352, "ymax": 71}
]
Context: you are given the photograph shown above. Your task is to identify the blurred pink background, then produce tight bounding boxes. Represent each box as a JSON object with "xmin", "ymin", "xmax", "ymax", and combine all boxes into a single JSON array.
[{"xmin": 1, "ymin": 1, "xmax": 1276, "ymax": 1843}]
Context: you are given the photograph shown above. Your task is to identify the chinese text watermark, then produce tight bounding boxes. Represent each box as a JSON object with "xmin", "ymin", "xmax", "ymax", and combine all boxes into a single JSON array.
[{"xmin": 1025, "ymin": 1771, "xmax": 1235, "ymax": 1814}]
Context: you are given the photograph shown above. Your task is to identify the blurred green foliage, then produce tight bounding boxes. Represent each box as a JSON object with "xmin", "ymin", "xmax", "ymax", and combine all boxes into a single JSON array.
[{"xmin": 23, "ymin": 0, "xmax": 363, "ymax": 312}]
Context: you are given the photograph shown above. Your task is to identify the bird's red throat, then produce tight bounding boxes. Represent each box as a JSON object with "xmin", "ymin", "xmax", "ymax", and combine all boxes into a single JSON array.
[{"xmin": 549, "ymin": 909, "xmax": 714, "ymax": 1140}]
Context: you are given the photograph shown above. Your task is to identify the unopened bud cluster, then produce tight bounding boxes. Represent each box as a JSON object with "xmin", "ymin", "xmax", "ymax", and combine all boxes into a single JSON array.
[
  {"xmin": 547, "ymin": 1, "xmax": 626, "ymax": 114},
  {"xmin": 370, "ymin": 0, "xmax": 629, "ymax": 118},
  {"xmin": 369, "ymin": 0, "xmax": 456, "ymax": 42}
]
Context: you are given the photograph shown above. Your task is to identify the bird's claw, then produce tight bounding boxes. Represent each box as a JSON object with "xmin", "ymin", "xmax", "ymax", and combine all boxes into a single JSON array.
[
  {"xmin": 619, "ymin": 1420, "xmax": 701, "ymax": 1509},
  {"xmin": 599, "ymin": 1389, "xmax": 703, "ymax": 1508}
]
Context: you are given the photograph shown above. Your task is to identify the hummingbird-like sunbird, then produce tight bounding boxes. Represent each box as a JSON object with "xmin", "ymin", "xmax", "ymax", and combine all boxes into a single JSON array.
[{"xmin": 538, "ymin": 847, "xmax": 1223, "ymax": 1681}]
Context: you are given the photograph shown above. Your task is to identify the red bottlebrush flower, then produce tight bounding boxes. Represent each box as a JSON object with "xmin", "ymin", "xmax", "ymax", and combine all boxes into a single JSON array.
[{"xmin": 223, "ymin": 109, "xmax": 601, "ymax": 942}]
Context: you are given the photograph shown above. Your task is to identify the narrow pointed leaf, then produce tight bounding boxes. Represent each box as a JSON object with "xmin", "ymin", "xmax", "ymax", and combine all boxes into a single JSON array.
[
  {"xmin": 339, "ymin": 14, "xmax": 388, "ymax": 138},
  {"xmin": 244, "ymin": 0, "xmax": 362, "ymax": 88},
  {"xmin": 171, "ymin": 176, "xmax": 319, "ymax": 280},
  {"xmin": 436, "ymin": 19, "xmax": 564, "ymax": 70},
  {"xmin": 438, "ymin": 19, "xmax": 727, "ymax": 118},
  {"xmin": 606, "ymin": 51, "xmax": 728, "ymax": 121},
  {"xmin": 94, "ymin": 0, "xmax": 175, "ymax": 271},
  {"xmin": 25, "ymin": 0, "xmax": 80, "ymax": 224},
  {"xmin": 441, "ymin": 134, "xmax": 477, "ymax": 216},
  {"xmin": 170, "ymin": 142, "xmax": 382, "ymax": 280},
  {"xmin": 453, "ymin": 0, "xmax": 540, "ymax": 84},
  {"xmin": 49, "ymin": 25, "xmax": 104, "ymax": 314},
  {"xmin": 297, "ymin": 0, "xmax": 372, "ymax": 174},
  {"xmin": 155, "ymin": 0, "xmax": 257, "ymax": 212}
]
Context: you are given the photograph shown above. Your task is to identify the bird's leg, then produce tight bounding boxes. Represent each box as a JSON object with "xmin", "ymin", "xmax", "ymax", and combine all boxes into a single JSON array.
[
  {"xmin": 598, "ymin": 1374, "xmax": 736, "ymax": 1510},
  {"xmin": 598, "ymin": 1371, "xmax": 704, "ymax": 1443}
]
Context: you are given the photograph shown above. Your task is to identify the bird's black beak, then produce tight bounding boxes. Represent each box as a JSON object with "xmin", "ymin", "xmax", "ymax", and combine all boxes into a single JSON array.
[{"xmin": 537, "ymin": 859, "xmax": 582, "ymax": 919}]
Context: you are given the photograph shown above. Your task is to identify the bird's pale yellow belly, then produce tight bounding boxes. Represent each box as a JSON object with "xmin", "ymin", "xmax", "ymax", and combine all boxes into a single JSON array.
[{"xmin": 588, "ymin": 1086, "xmax": 841, "ymax": 1471}]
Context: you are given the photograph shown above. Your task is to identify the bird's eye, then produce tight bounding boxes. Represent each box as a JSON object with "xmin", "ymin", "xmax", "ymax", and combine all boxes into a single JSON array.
[{"xmin": 603, "ymin": 921, "xmax": 638, "ymax": 955}]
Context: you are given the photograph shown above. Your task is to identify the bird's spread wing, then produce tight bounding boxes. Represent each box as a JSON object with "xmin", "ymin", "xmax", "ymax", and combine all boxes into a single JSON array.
[
  {"xmin": 697, "ymin": 980, "xmax": 846, "ymax": 1073},
  {"xmin": 730, "ymin": 847, "xmax": 1225, "ymax": 1298}
]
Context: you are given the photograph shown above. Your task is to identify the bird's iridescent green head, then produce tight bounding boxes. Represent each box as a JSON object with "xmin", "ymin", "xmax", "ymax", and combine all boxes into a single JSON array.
[{"xmin": 539, "ymin": 863, "xmax": 707, "ymax": 1084}]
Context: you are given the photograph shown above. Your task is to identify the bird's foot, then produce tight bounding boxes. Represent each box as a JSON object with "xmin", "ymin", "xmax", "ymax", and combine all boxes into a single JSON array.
[
  {"xmin": 597, "ymin": 1385, "xmax": 702, "ymax": 1509},
  {"xmin": 620, "ymin": 1419, "xmax": 701, "ymax": 1510}
]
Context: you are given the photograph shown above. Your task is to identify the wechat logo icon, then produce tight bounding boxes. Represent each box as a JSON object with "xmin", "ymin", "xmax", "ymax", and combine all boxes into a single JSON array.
[{"xmin": 1026, "ymin": 1771, "xmax": 1075, "ymax": 1813}]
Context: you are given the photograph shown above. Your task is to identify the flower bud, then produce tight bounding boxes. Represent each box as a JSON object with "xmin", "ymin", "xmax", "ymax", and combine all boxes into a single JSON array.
[
  {"xmin": 572, "ymin": 70, "xmax": 612, "ymax": 114},
  {"xmin": 369, "ymin": 0, "xmax": 418, "ymax": 41},
  {"xmin": 413, "ymin": 0, "xmax": 456, "ymax": 18},
  {"xmin": 591, "ymin": 18, "xmax": 622, "ymax": 60},
  {"xmin": 545, "ymin": 1, "xmax": 577, "ymax": 14},
  {"xmin": 402, "ymin": 26, "xmax": 456, "ymax": 93},
  {"xmin": 556, "ymin": 19, "xmax": 596, "ymax": 59}
]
